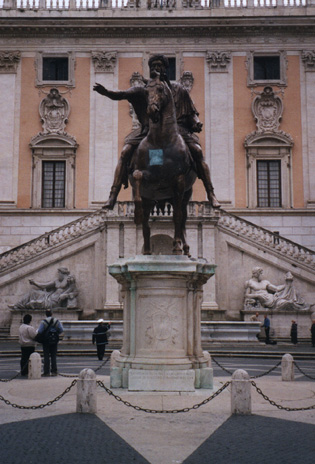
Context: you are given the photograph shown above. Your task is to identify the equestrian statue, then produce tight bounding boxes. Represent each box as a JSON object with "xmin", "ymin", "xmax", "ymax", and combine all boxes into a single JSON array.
[{"xmin": 93, "ymin": 55, "xmax": 220, "ymax": 256}]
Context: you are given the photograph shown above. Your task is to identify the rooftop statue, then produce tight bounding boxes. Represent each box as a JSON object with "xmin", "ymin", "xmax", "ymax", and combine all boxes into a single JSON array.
[
  {"xmin": 93, "ymin": 54, "xmax": 220, "ymax": 256},
  {"xmin": 9, "ymin": 267, "xmax": 79, "ymax": 310},
  {"xmin": 244, "ymin": 267, "xmax": 309, "ymax": 311}
]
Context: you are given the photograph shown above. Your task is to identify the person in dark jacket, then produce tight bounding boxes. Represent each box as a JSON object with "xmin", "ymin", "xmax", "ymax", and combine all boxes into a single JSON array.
[
  {"xmin": 92, "ymin": 319, "xmax": 111, "ymax": 360},
  {"xmin": 37, "ymin": 310, "xmax": 64, "ymax": 376},
  {"xmin": 290, "ymin": 320, "xmax": 298, "ymax": 345},
  {"xmin": 263, "ymin": 315, "xmax": 270, "ymax": 344}
]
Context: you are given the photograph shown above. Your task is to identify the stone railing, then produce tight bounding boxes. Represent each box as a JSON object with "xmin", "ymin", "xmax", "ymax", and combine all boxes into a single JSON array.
[
  {"xmin": 218, "ymin": 210, "xmax": 315, "ymax": 270},
  {"xmin": 0, "ymin": 203, "xmax": 314, "ymax": 273},
  {"xmin": 0, "ymin": 209, "xmax": 108, "ymax": 274},
  {"xmin": 0, "ymin": 0, "xmax": 309, "ymax": 10}
]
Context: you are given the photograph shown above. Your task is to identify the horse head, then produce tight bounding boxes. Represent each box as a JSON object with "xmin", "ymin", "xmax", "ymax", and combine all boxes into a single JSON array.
[{"xmin": 146, "ymin": 74, "xmax": 171, "ymax": 124}]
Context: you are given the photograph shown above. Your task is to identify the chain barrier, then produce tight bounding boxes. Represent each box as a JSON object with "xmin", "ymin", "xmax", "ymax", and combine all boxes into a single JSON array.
[
  {"xmin": 251, "ymin": 380, "xmax": 315, "ymax": 411},
  {"xmin": 58, "ymin": 355, "xmax": 110, "ymax": 378},
  {"xmin": 0, "ymin": 379, "xmax": 77, "ymax": 410},
  {"xmin": 293, "ymin": 361, "xmax": 315, "ymax": 381},
  {"xmin": 211, "ymin": 357, "xmax": 282, "ymax": 379},
  {"xmin": 0, "ymin": 361, "xmax": 30, "ymax": 383},
  {"xmin": 96, "ymin": 379, "xmax": 231, "ymax": 414}
]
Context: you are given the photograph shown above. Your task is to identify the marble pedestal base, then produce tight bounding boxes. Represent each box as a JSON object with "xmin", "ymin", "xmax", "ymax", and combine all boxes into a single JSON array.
[{"xmin": 108, "ymin": 255, "xmax": 216, "ymax": 391}]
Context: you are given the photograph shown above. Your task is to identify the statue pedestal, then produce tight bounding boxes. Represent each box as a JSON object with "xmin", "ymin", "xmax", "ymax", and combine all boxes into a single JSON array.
[
  {"xmin": 109, "ymin": 255, "xmax": 216, "ymax": 391},
  {"xmin": 10, "ymin": 309, "xmax": 81, "ymax": 337}
]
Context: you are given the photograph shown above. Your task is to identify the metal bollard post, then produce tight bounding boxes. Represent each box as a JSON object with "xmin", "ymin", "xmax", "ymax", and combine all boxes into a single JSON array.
[
  {"xmin": 281, "ymin": 353, "xmax": 294, "ymax": 381},
  {"xmin": 76, "ymin": 368, "xmax": 97, "ymax": 414},
  {"xmin": 28, "ymin": 352, "xmax": 41, "ymax": 380},
  {"xmin": 231, "ymin": 369, "xmax": 251, "ymax": 415}
]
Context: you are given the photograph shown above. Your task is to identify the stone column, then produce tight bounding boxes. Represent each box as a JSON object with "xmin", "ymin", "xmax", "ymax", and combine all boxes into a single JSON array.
[
  {"xmin": 205, "ymin": 50, "xmax": 234, "ymax": 207},
  {"xmin": 76, "ymin": 368, "xmax": 97, "ymax": 413},
  {"xmin": 231, "ymin": 369, "xmax": 251, "ymax": 415},
  {"xmin": 89, "ymin": 51, "xmax": 118, "ymax": 207},
  {"xmin": 281, "ymin": 353, "xmax": 294, "ymax": 381}
]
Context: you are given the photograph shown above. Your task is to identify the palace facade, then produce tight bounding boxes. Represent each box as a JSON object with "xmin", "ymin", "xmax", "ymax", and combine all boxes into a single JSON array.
[{"xmin": 0, "ymin": 0, "xmax": 314, "ymax": 336}]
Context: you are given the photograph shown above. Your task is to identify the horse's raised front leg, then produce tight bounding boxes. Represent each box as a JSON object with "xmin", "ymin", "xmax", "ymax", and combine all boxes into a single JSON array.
[
  {"xmin": 172, "ymin": 174, "xmax": 185, "ymax": 255},
  {"xmin": 133, "ymin": 170, "xmax": 143, "ymax": 226}
]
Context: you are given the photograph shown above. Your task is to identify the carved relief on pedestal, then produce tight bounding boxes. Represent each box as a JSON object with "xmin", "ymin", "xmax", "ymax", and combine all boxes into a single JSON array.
[
  {"xmin": 144, "ymin": 299, "xmax": 181, "ymax": 349},
  {"xmin": 302, "ymin": 50, "xmax": 315, "ymax": 71},
  {"xmin": 92, "ymin": 51, "xmax": 117, "ymax": 73},
  {"xmin": 0, "ymin": 51, "xmax": 21, "ymax": 74},
  {"xmin": 206, "ymin": 51, "xmax": 231, "ymax": 73}
]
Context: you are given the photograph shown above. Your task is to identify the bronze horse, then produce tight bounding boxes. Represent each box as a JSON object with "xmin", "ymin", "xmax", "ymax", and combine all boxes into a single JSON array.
[{"xmin": 129, "ymin": 75, "xmax": 196, "ymax": 256}]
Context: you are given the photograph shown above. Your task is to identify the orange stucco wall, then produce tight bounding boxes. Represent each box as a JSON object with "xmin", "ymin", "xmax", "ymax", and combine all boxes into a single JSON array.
[
  {"xmin": 67, "ymin": 57, "xmax": 90, "ymax": 209},
  {"xmin": 117, "ymin": 57, "xmax": 143, "ymax": 202},
  {"xmin": 233, "ymin": 56, "xmax": 255, "ymax": 208},
  {"xmin": 281, "ymin": 55, "xmax": 304, "ymax": 208},
  {"xmin": 183, "ymin": 56, "xmax": 206, "ymax": 201},
  {"xmin": 18, "ymin": 57, "xmax": 90, "ymax": 209},
  {"xmin": 233, "ymin": 55, "xmax": 304, "ymax": 208}
]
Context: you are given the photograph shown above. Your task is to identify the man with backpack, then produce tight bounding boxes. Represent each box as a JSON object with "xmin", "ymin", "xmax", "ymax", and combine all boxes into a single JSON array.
[{"xmin": 37, "ymin": 310, "xmax": 63, "ymax": 376}]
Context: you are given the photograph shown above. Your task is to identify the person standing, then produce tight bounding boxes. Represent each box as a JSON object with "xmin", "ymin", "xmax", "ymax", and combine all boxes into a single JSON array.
[
  {"xmin": 263, "ymin": 314, "xmax": 270, "ymax": 344},
  {"xmin": 37, "ymin": 310, "xmax": 63, "ymax": 376},
  {"xmin": 311, "ymin": 320, "xmax": 315, "ymax": 347},
  {"xmin": 92, "ymin": 319, "xmax": 111, "ymax": 361},
  {"xmin": 290, "ymin": 320, "xmax": 298, "ymax": 345},
  {"xmin": 19, "ymin": 314, "xmax": 37, "ymax": 376}
]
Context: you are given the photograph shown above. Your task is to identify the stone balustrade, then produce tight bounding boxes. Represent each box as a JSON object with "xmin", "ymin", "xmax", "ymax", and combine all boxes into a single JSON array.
[
  {"xmin": 0, "ymin": 0, "xmax": 309, "ymax": 10},
  {"xmin": 218, "ymin": 210, "xmax": 315, "ymax": 270},
  {"xmin": 0, "ymin": 203, "xmax": 314, "ymax": 274}
]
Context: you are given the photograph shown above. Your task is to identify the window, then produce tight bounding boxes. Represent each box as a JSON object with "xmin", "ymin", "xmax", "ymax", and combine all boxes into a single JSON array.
[
  {"xmin": 246, "ymin": 51, "xmax": 287, "ymax": 87},
  {"xmin": 42, "ymin": 161, "xmax": 66, "ymax": 208},
  {"xmin": 36, "ymin": 52, "xmax": 75, "ymax": 87},
  {"xmin": 253, "ymin": 56, "xmax": 280, "ymax": 81},
  {"xmin": 257, "ymin": 160, "xmax": 281, "ymax": 207},
  {"xmin": 43, "ymin": 57, "xmax": 69, "ymax": 81},
  {"xmin": 167, "ymin": 57, "xmax": 176, "ymax": 81}
]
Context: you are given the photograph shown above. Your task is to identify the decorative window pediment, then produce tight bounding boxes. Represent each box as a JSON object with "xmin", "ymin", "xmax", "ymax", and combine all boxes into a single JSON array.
[
  {"xmin": 244, "ymin": 86, "xmax": 293, "ymax": 209},
  {"xmin": 30, "ymin": 89, "xmax": 77, "ymax": 209}
]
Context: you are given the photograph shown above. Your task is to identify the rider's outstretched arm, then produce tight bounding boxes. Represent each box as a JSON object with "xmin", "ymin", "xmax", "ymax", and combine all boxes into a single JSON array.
[{"xmin": 93, "ymin": 83, "xmax": 131, "ymax": 101}]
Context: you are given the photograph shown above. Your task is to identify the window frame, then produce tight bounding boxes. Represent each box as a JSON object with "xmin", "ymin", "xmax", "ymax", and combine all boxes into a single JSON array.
[
  {"xmin": 246, "ymin": 51, "xmax": 287, "ymax": 87},
  {"xmin": 30, "ymin": 135, "xmax": 77, "ymax": 209},
  {"xmin": 35, "ymin": 52, "xmax": 75, "ymax": 87},
  {"xmin": 245, "ymin": 140, "xmax": 293, "ymax": 209},
  {"xmin": 41, "ymin": 160, "xmax": 66, "ymax": 209},
  {"xmin": 256, "ymin": 159, "xmax": 282, "ymax": 208}
]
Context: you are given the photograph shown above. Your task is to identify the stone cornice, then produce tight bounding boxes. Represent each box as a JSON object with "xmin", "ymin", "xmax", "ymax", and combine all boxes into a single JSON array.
[{"xmin": 0, "ymin": 17, "xmax": 315, "ymax": 39}]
